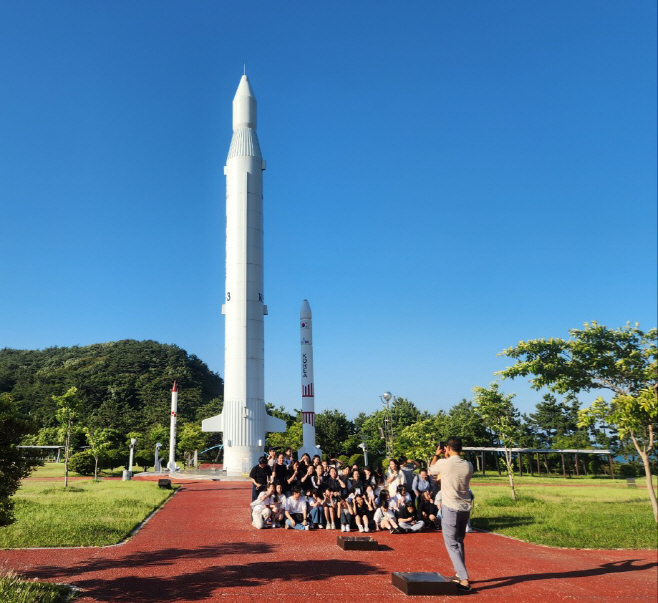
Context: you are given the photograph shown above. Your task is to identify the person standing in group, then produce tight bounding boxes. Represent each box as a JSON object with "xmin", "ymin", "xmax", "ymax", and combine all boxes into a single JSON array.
[
  {"xmin": 429, "ymin": 437, "xmax": 474, "ymax": 593},
  {"xmin": 249, "ymin": 456, "xmax": 272, "ymax": 501}
]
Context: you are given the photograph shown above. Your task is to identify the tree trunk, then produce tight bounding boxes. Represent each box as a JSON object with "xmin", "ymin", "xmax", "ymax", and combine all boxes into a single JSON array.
[
  {"xmin": 505, "ymin": 449, "xmax": 517, "ymax": 501},
  {"xmin": 94, "ymin": 456, "xmax": 99, "ymax": 482},
  {"xmin": 639, "ymin": 451, "xmax": 658, "ymax": 522},
  {"xmin": 64, "ymin": 420, "xmax": 71, "ymax": 488}
]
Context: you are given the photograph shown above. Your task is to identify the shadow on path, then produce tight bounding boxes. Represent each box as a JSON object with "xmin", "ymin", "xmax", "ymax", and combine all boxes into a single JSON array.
[
  {"xmin": 474, "ymin": 558, "xmax": 658, "ymax": 592},
  {"xmin": 75, "ymin": 559, "xmax": 384, "ymax": 602},
  {"xmin": 22, "ymin": 542, "xmax": 276, "ymax": 580}
]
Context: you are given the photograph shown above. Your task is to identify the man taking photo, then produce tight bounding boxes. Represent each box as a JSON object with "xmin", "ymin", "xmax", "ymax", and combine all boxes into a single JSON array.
[{"xmin": 429, "ymin": 437, "xmax": 474, "ymax": 593}]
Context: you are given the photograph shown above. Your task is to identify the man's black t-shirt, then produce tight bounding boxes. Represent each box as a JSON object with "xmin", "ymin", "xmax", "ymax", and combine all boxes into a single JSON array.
[{"xmin": 249, "ymin": 464, "xmax": 272, "ymax": 487}]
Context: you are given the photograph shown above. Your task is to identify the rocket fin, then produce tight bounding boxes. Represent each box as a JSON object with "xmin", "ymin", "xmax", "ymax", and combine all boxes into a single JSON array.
[
  {"xmin": 265, "ymin": 413, "xmax": 286, "ymax": 433},
  {"xmin": 201, "ymin": 412, "xmax": 224, "ymax": 433}
]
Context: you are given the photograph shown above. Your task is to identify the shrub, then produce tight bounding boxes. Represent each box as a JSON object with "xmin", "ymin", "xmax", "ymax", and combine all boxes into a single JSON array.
[
  {"xmin": 68, "ymin": 451, "xmax": 96, "ymax": 475},
  {"xmin": 348, "ymin": 454, "xmax": 364, "ymax": 467}
]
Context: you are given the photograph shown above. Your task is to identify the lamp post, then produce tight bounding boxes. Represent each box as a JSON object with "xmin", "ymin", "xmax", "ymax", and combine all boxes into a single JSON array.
[
  {"xmin": 380, "ymin": 391, "xmax": 394, "ymax": 459},
  {"xmin": 358, "ymin": 442, "xmax": 368, "ymax": 466},
  {"xmin": 154, "ymin": 442, "xmax": 163, "ymax": 472},
  {"xmin": 129, "ymin": 438, "xmax": 137, "ymax": 473}
]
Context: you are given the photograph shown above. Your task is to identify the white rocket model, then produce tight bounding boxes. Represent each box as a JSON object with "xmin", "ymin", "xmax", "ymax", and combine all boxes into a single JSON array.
[
  {"xmin": 202, "ymin": 74, "xmax": 285, "ymax": 475},
  {"xmin": 167, "ymin": 381, "xmax": 178, "ymax": 472},
  {"xmin": 298, "ymin": 299, "xmax": 321, "ymax": 459}
]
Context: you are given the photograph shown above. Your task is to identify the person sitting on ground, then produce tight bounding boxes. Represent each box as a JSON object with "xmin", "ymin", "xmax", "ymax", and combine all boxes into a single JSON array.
[
  {"xmin": 249, "ymin": 455, "xmax": 272, "ymax": 501},
  {"xmin": 337, "ymin": 496, "xmax": 353, "ymax": 532},
  {"xmin": 398, "ymin": 501, "xmax": 424, "ymax": 532},
  {"xmin": 307, "ymin": 488, "xmax": 324, "ymax": 529},
  {"xmin": 373, "ymin": 499, "xmax": 400, "ymax": 533},
  {"xmin": 418, "ymin": 489, "xmax": 440, "ymax": 529},
  {"xmin": 392, "ymin": 484, "xmax": 412, "ymax": 510},
  {"xmin": 274, "ymin": 482, "xmax": 287, "ymax": 515},
  {"xmin": 251, "ymin": 483, "xmax": 275, "ymax": 529},
  {"xmin": 412, "ymin": 468, "xmax": 434, "ymax": 503},
  {"xmin": 325, "ymin": 466, "xmax": 345, "ymax": 498},
  {"xmin": 348, "ymin": 468, "xmax": 365, "ymax": 497},
  {"xmin": 386, "ymin": 458, "xmax": 406, "ymax": 497},
  {"xmin": 351, "ymin": 492, "xmax": 374, "ymax": 532},
  {"xmin": 300, "ymin": 463, "xmax": 315, "ymax": 492},
  {"xmin": 284, "ymin": 486, "xmax": 309, "ymax": 530},
  {"xmin": 311, "ymin": 464, "xmax": 326, "ymax": 493},
  {"xmin": 322, "ymin": 488, "xmax": 337, "ymax": 529}
]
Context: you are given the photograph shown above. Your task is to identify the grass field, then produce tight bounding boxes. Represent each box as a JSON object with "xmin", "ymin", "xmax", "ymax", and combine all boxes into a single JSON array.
[
  {"xmin": 0, "ymin": 572, "xmax": 73, "ymax": 603},
  {"xmin": 27, "ymin": 462, "xmax": 149, "ymax": 479},
  {"xmin": 470, "ymin": 482, "xmax": 658, "ymax": 549},
  {"xmin": 0, "ymin": 480, "xmax": 175, "ymax": 548}
]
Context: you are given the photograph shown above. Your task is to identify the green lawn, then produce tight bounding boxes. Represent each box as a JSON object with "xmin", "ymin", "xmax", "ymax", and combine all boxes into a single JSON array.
[
  {"xmin": 471, "ymin": 482, "xmax": 657, "ymax": 549},
  {"xmin": 28, "ymin": 462, "xmax": 151, "ymax": 479},
  {"xmin": 0, "ymin": 480, "xmax": 175, "ymax": 548},
  {"xmin": 0, "ymin": 572, "xmax": 73, "ymax": 603}
]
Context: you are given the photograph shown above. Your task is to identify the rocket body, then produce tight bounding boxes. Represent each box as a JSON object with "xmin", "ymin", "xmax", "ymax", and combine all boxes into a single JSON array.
[
  {"xmin": 202, "ymin": 75, "xmax": 285, "ymax": 474},
  {"xmin": 167, "ymin": 381, "xmax": 178, "ymax": 472},
  {"xmin": 298, "ymin": 299, "xmax": 321, "ymax": 459}
]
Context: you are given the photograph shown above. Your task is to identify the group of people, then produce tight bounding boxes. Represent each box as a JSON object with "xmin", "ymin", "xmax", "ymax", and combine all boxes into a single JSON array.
[{"xmin": 249, "ymin": 438, "xmax": 475, "ymax": 592}]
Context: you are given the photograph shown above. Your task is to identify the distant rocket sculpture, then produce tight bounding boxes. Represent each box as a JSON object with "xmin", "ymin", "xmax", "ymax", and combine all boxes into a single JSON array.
[
  {"xmin": 167, "ymin": 381, "xmax": 178, "ymax": 472},
  {"xmin": 298, "ymin": 299, "xmax": 321, "ymax": 459},
  {"xmin": 202, "ymin": 74, "xmax": 285, "ymax": 474}
]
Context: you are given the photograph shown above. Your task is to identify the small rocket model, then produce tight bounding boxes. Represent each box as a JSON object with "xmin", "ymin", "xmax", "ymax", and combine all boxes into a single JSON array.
[
  {"xmin": 167, "ymin": 381, "xmax": 178, "ymax": 472},
  {"xmin": 202, "ymin": 74, "xmax": 285, "ymax": 474},
  {"xmin": 298, "ymin": 299, "xmax": 321, "ymax": 459}
]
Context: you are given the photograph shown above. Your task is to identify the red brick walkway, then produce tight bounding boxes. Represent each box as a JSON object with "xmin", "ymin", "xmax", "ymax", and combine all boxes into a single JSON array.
[{"xmin": 1, "ymin": 480, "xmax": 656, "ymax": 602}]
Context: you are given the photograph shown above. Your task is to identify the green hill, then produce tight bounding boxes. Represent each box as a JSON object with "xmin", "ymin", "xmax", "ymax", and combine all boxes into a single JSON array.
[{"xmin": 0, "ymin": 340, "xmax": 223, "ymax": 436}]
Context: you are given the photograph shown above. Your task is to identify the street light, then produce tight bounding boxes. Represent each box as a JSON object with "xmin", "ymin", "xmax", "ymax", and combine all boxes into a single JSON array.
[
  {"xmin": 379, "ymin": 391, "xmax": 394, "ymax": 459},
  {"xmin": 357, "ymin": 442, "xmax": 369, "ymax": 466},
  {"xmin": 154, "ymin": 442, "xmax": 163, "ymax": 472},
  {"xmin": 129, "ymin": 438, "xmax": 137, "ymax": 473}
]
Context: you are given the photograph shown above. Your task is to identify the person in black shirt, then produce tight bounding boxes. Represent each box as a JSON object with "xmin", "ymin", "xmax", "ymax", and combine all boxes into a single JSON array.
[
  {"xmin": 300, "ymin": 464, "xmax": 315, "ymax": 494},
  {"xmin": 249, "ymin": 456, "xmax": 272, "ymax": 501},
  {"xmin": 272, "ymin": 453, "xmax": 288, "ymax": 488},
  {"xmin": 348, "ymin": 469, "xmax": 365, "ymax": 497},
  {"xmin": 417, "ymin": 490, "xmax": 440, "ymax": 529}
]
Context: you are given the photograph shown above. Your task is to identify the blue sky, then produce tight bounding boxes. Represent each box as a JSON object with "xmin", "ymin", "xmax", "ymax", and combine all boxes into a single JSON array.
[{"xmin": 1, "ymin": 1, "xmax": 656, "ymax": 419}]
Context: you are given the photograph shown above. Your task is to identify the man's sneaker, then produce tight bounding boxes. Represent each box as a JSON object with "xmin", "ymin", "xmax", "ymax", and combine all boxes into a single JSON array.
[
  {"xmin": 358, "ymin": 525, "xmax": 365, "ymax": 532},
  {"xmin": 364, "ymin": 526, "xmax": 370, "ymax": 532},
  {"xmin": 340, "ymin": 524, "xmax": 346, "ymax": 532},
  {"xmin": 345, "ymin": 526, "xmax": 350, "ymax": 532},
  {"xmin": 304, "ymin": 525, "xmax": 310, "ymax": 530},
  {"xmin": 317, "ymin": 523, "xmax": 324, "ymax": 529}
]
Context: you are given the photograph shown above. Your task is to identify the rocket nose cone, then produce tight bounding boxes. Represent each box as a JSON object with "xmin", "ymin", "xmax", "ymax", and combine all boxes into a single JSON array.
[
  {"xmin": 233, "ymin": 74, "xmax": 257, "ymax": 130},
  {"xmin": 235, "ymin": 74, "xmax": 256, "ymax": 99},
  {"xmin": 300, "ymin": 299, "xmax": 312, "ymax": 319}
]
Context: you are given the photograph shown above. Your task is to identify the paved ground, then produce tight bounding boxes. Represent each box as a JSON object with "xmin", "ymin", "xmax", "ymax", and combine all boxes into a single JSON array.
[{"xmin": 1, "ymin": 479, "xmax": 656, "ymax": 602}]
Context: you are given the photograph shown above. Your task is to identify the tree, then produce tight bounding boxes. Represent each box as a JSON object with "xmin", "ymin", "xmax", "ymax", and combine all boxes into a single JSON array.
[
  {"xmin": 315, "ymin": 410, "xmax": 355, "ymax": 457},
  {"xmin": 53, "ymin": 387, "xmax": 82, "ymax": 488},
  {"xmin": 84, "ymin": 425, "xmax": 112, "ymax": 481},
  {"xmin": 0, "ymin": 393, "xmax": 39, "ymax": 526},
  {"xmin": 177, "ymin": 423, "xmax": 209, "ymax": 468},
  {"xmin": 579, "ymin": 388, "xmax": 657, "ymax": 521},
  {"xmin": 396, "ymin": 413, "xmax": 450, "ymax": 466},
  {"xmin": 497, "ymin": 322, "xmax": 656, "ymax": 397},
  {"xmin": 445, "ymin": 399, "xmax": 493, "ymax": 447},
  {"xmin": 266, "ymin": 420, "xmax": 303, "ymax": 453},
  {"xmin": 473, "ymin": 383, "xmax": 521, "ymax": 501},
  {"xmin": 498, "ymin": 321, "xmax": 657, "ymax": 516}
]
